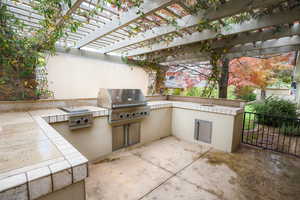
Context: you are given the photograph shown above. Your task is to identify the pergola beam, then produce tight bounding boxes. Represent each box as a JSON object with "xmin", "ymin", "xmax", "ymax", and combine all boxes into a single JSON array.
[
  {"xmin": 75, "ymin": 0, "xmax": 177, "ymax": 48},
  {"xmin": 100, "ymin": 0, "xmax": 285, "ymax": 54},
  {"xmin": 154, "ymin": 23, "xmax": 300, "ymax": 62},
  {"xmin": 127, "ymin": 8, "xmax": 300, "ymax": 56},
  {"xmin": 161, "ymin": 36, "xmax": 300, "ymax": 65},
  {"xmin": 58, "ymin": 0, "xmax": 85, "ymax": 26},
  {"xmin": 162, "ymin": 45, "xmax": 300, "ymax": 65}
]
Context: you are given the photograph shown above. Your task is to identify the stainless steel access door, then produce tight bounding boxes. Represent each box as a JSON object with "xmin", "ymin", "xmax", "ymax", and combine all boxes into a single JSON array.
[
  {"xmin": 194, "ymin": 119, "xmax": 212, "ymax": 144},
  {"xmin": 128, "ymin": 122, "xmax": 141, "ymax": 146},
  {"xmin": 112, "ymin": 122, "xmax": 141, "ymax": 151},
  {"xmin": 112, "ymin": 125, "xmax": 126, "ymax": 151}
]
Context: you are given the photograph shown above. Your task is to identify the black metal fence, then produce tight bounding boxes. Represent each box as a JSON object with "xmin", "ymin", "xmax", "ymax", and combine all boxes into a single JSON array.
[{"xmin": 242, "ymin": 112, "xmax": 300, "ymax": 157}]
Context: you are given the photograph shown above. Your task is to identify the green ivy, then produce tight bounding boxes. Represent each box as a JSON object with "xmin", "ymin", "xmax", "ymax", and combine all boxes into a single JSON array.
[{"xmin": 0, "ymin": 0, "xmax": 143, "ymax": 100}]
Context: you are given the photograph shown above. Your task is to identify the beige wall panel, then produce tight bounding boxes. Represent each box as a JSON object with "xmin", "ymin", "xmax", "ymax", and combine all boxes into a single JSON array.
[
  {"xmin": 46, "ymin": 53, "xmax": 149, "ymax": 99},
  {"xmin": 141, "ymin": 108, "xmax": 172, "ymax": 144},
  {"xmin": 52, "ymin": 117, "xmax": 112, "ymax": 161},
  {"xmin": 172, "ymin": 108, "xmax": 236, "ymax": 152},
  {"xmin": 38, "ymin": 181, "xmax": 85, "ymax": 200}
]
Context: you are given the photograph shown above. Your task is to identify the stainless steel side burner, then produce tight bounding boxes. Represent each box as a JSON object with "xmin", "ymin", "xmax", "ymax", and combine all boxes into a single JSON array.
[{"xmin": 60, "ymin": 107, "xmax": 93, "ymax": 130}]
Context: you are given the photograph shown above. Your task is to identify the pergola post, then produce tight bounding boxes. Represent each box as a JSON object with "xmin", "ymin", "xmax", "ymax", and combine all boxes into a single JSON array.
[{"xmin": 218, "ymin": 57, "xmax": 230, "ymax": 99}]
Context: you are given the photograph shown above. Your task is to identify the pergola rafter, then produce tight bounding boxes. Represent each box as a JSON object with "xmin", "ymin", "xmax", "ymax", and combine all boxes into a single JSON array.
[
  {"xmin": 75, "ymin": 0, "xmax": 178, "ymax": 48},
  {"xmin": 3, "ymin": 0, "xmax": 300, "ymax": 61},
  {"xmin": 99, "ymin": 0, "xmax": 286, "ymax": 54},
  {"xmin": 127, "ymin": 8, "xmax": 300, "ymax": 56},
  {"xmin": 161, "ymin": 36, "xmax": 300, "ymax": 66},
  {"xmin": 148, "ymin": 23, "xmax": 300, "ymax": 63}
]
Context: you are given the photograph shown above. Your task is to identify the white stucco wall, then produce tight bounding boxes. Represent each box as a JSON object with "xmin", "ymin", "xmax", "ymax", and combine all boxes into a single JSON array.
[{"xmin": 46, "ymin": 52, "xmax": 149, "ymax": 99}]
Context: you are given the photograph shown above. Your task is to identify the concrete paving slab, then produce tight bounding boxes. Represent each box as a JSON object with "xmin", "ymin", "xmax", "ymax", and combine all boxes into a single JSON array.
[
  {"xmin": 86, "ymin": 137, "xmax": 300, "ymax": 200},
  {"xmin": 86, "ymin": 152, "xmax": 172, "ymax": 200},
  {"xmin": 131, "ymin": 137, "xmax": 211, "ymax": 173},
  {"xmin": 178, "ymin": 147, "xmax": 300, "ymax": 200},
  {"xmin": 141, "ymin": 176, "xmax": 219, "ymax": 200},
  {"xmin": 177, "ymin": 152, "xmax": 239, "ymax": 200}
]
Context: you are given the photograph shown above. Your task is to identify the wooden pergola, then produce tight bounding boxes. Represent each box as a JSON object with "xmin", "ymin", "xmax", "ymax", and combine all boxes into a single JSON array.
[{"xmin": 3, "ymin": 0, "xmax": 300, "ymax": 67}]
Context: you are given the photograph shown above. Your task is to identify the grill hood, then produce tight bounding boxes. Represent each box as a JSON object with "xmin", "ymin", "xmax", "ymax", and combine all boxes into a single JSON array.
[{"xmin": 97, "ymin": 88, "xmax": 147, "ymax": 109}]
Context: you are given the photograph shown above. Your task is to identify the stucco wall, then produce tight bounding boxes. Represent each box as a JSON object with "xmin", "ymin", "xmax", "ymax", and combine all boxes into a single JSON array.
[
  {"xmin": 52, "ymin": 116, "xmax": 113, "ymax": 161},
  {"xmin": 171, "ymin": 108, "xmax": 238, "ymax": 152},
  {"xmin": 38, "ymin": 180, "xmax": 85, "ymax": 200},
  {"xmin": 51, "ymin": 108, "xmax": 172, "ymax": 161},
  {"xmin": 46, "ymin": 52, "xmax": 149, "ymax": 99}
]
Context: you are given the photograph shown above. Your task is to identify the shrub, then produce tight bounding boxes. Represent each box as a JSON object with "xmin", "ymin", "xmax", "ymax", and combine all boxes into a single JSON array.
[
  {"xmin": 240, "ymin": 93, "xmax": 257, "ymax": 102},
  {"xmin": 172, "ymin": 88, "xmax": 182, "ymax": 95},
  {"xmin": 186, "ymin": 87, "xmax": 202, "ymax": 97},
  {"xmin": 252, "ymin": 96, "xmax": 298, "ymax": 126},
  {"xmin": 184, "ymin": 87, "xmax": 218, "ymax": 98},
  {"xmin": 281, "ymin": 123, "xmax": 300, "ymax": 137},
  {"xmin": 235, "ymin": 86, "xmax": 257, "ymax": 102}
]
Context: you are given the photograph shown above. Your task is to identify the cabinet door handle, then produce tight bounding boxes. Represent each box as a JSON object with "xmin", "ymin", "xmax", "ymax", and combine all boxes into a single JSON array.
[{"xmin": 194, "ymin": 120, "xmax": 200, "ymax": 140}]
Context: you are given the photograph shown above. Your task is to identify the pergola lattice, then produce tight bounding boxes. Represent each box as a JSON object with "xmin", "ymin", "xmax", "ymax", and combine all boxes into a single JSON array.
[{"xmin": 3, "ymin": 0, "xmax": 300, "ymax": 68}]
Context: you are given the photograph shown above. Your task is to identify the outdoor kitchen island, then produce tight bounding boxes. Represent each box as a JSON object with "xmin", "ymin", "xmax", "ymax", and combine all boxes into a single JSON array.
[
  {"xmin": 0, "ymin": 98, "xmax": 244, "ymax": 200},
  {"xmin": 51, "ymin": 100, "xmax": 244, "ymax": 161}
]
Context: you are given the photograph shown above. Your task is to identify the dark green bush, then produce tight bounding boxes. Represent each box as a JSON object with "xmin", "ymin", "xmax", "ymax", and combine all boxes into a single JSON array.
[
  {"xmin": 281, "ymin": 123, "xmax": 300, "ymax": 137},
  {"xmin": 235, "ymin": 86, "xmax": 257, "ymax": 102},
  {"xmin": 252, "ymin": 97, "xmax": 298, "ymax": 127},
  {"xmin": 240, "ymin": 93, "xmax": 257, "ymax": 102}
]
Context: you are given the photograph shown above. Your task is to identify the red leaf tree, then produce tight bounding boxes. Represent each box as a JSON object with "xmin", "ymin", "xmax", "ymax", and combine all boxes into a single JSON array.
[{"xmin": 229, "ymin": 53, "xmax": 294, "ymax": 99}]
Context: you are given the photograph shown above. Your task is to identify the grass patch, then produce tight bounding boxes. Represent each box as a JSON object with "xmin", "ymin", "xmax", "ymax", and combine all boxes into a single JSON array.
[{"xmin": 244, "ymin": 104, "xmax": 256, "ymax": 130}]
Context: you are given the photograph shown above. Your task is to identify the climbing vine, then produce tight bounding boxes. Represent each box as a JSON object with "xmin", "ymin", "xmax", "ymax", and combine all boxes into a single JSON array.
[
  {"xmin": 0, "ymin": 0, "xmax": 143, "ymax": 100},
  {"xmin": 122, "ymin": 56, "xmax": 167, "ymax": 94},
  {"xmin": 129, "ymin": 0, "xmax": 300, "ymax": 97}
]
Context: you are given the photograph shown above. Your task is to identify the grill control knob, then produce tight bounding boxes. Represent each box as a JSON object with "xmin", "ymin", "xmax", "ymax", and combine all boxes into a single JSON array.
[
  {"xmin": 120, "ymin": 115, "xmax": 124, "ymax": 119},
  {"xmin": 76, "ymin": 120, "xmax": 81, "ymax": 124},
  {"xmin": 126, "ymin": 114, "xmax": 130, "ymax": 118},
  {"xmin": 140, "ymin": 112, "xmax": 144, "ymax": 115},
  {"xmin": 84, "ymin": 119, "xmax": 89, "ymax": 123},
  {"xmin": 132, "ymin": 113, "xmax": 136, "ymax": 117},
  {"xmin": 144, "ymin": 112, "xmax": 147, "ymax": 115}
]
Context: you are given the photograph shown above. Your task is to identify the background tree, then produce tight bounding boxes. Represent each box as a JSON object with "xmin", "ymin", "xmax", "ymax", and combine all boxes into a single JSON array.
[{"xmin": 229, "ymin": 54, "xmax": 294, "ymax": 99}]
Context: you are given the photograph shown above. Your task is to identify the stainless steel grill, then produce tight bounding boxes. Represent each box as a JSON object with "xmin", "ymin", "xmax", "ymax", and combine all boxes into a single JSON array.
[{"xmin": 97, "ymin": 89, "xmax": 150, "ymax": 125}]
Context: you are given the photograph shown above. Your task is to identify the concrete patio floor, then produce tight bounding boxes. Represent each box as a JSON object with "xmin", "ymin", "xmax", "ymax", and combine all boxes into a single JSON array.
[{"xmin": 86, "ymin": 136, "xmax": 300, "ymax": 200}]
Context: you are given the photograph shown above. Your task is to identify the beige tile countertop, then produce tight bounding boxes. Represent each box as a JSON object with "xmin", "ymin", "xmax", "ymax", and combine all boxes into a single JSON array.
[
  {"xmin": 0, "ymin": 108, "xmax": 96, "ymax": 200},
  {"xmin": 148, "ymin": 101, "xmax": 244, "ymax": 116}
]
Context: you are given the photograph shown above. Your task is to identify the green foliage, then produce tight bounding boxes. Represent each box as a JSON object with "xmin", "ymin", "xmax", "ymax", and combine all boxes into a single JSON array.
[
  {"xmin": 243, "ymin": 104, "xmax": 256, "ymax": 130},
  {"xmin": 241, "ymin": 93, "xmax": 257, "ymax": 102},
  {"xmin": 281, "ymin": 123, "xmax": 300, "ymax": 137},
  {"xmin": 271, "ymin": 68, "xmax": 293, "ymax": 87},
  {"xmin": 227, "ymin": 85, "xmax": 237, "ymax": 100},
  {"xmin": 171, "ymin": 88, "xmax": 182, "ymax": 95},
  {"xmin": 235, "ymin": 86, "xmax": 257, "ymax": 102},
  {"xmin": 186, "ymin": 87, "xmax": 202, "ymax": 97},
  {"xmin": 252, "ymin": 97, "xmax": 298, "ymax": 126},
  {"xmin": 183, "ymin": 87, "xmax": 218, "ymax": 98},
  {"xmin": 1, "ymin": 1, "xmax": 143, "ymax": 100}
]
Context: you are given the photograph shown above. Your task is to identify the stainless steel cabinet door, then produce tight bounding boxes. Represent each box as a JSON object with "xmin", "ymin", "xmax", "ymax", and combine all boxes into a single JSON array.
[
  {"xmin": 128, "ymin": 122, "xmax": 141, "ymax": 146},
  {"xmin": 112, "ymin": 125, "xmax": 125, "ymax": 151},
  {"xmin": 194, "ymin": 119, "xmax": 212, "ymax": 144}
]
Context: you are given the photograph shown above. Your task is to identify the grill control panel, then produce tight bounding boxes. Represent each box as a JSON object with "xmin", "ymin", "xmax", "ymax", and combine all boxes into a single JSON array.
[
  {"xmin": 68, "ymin": 112, "xmax": 93, "ymax": 130},
  {"xmin": 109, "ymin": 106, "xmax": 150, "ymax": 125}
]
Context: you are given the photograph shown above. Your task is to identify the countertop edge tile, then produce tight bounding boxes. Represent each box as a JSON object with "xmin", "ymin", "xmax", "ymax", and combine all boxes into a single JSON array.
[{"xmin": 0, "ymin": 173, "xmax": 27, "ymax": 192}]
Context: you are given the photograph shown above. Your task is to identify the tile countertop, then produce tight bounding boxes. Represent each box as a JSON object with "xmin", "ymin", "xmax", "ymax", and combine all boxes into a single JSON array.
[
  {"xmin": 148, "ymin": 101, "xmax": 244, "ymax": 116},
  {"xmin": 0, "ymin": 101, "xmax": 243, "ymax": 200},
  {"xmin": 0, "ymin": 108, "xmax": 90, "ymax": 200}
]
